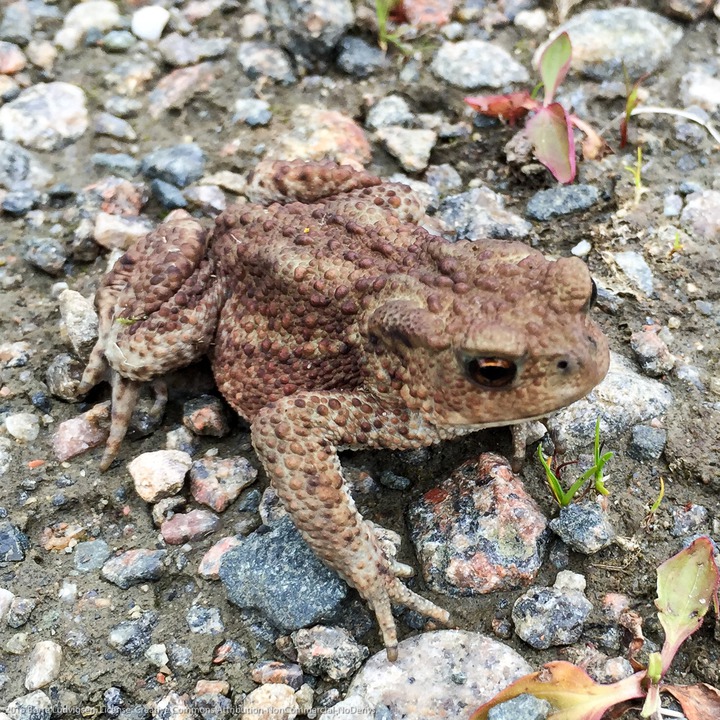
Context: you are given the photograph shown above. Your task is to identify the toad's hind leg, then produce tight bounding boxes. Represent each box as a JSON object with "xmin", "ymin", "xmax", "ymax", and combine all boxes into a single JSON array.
[
  {"xmin": 79, "ymin": 212, "xmax": 222, "ymax": 469},
  {"xmin": 251, "ymin": 391, "xmax": 452, "ymax": 659}
]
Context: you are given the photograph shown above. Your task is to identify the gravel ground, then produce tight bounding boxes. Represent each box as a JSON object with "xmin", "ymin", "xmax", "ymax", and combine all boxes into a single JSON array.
[{"xmin": 0, "ymin": 1, "xmax": 719, "ymax": 719}]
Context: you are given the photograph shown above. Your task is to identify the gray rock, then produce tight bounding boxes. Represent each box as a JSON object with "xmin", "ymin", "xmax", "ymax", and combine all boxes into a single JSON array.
[
  {"xmin": 409, "ymin": 454, "xmax": 549, "ymax": 595},
  {"xmin": 425, "ymin": 163, "xmax": 462, "ymax": 195},
  {"xmin": 526, "ymin": 185, "xmax": 599, "ymax": 221},
  {"xmin": 680, "ymin": 70, "xmax": 720, "ymax": 113},
  {"xmin": 438, "ymin": 186, "xmax": 532, "ymax": 240},
  {"xmin": 551, "ymin": 353, "xmax": 673, "ymax": 454},
  {"xmin": 292, "ymin": 626, "xmax": 369, "ymax": 680},
  {"xmin": 7, "ymin": 691, "xmax": 52, "ymax": 720},
  {"xmin": 337, "ymin": 36, "xmax": 386, "ymax": 78},
  {"xmin": 269, "ymin": 0, "xmax": 354, "ymax": 60},
  {"xmin": 101, "ymin": 30, "xmax": 136, "ymax": 52},
  {"xmin": 94, "ymin": 111, "xmax": 136, "ymax": 141},
  {"xmin": 663, "ymin": 193, "xmax": 683, "ymax": 217},
  {"xmin": 376, "ymin": 127, "xmax": 437, "ymax": 172},
  {"xmin": 549, "ymin": 501, "xmax": 615, "ymax": 554},
  {"xmin": 628, "ymin": 425, "xmax": 667, "ymax": 462},
  {"xmin": 431, "ymin": 40, "xmax": 529, "ymax": 89},
  {"xmin": 7, "ymin": 596, "xmax": 37, "ymax": 627},
  {"xmin": 512, "ymin": 572, "xmax": 592, "ymax": 649},
  {"xmin": 101, "ymin": 549, "xmax": 167, "ymax": 589},
  {"xmin": 539, "ymin": 8, "xmax": 683, "ymax": 81},
  {"xmin": 91, "ymin": 152, "xmax": 141, "ymax": 178},
  {"xmin": 108, "ymin": 612, "xmax": 158, "ymax": 658},
  {"xmin": 23, "ymin": 237, "xmax": 67, "ymax": 276},
  {"xmin": 219, "ymin": 515, "xmax": 347, "ymax": 632},
  {"xmin": 150, "ymin": 178, "xmax": 187, "ymax": 209},
  {"xmin": 186, "ymin": 605, "xmax": 224, "ymax": 634},
  {"xmin": 74, "ymin": 539, "xmax": 112, "ymax": 572},
  {"xmin": 3, "ymin": 188, "xmax": 39, "ymax": 215},
  {"xmin": 613, "ymin": 251, "xmax": 654, "ymax": 296},
  {"xmin": 0, "ymin": 2, "xmax": 34, "ymax": 46},
  {"xmin": 629, "ymin": 326, "xmax": 675, "ymax": 378},
  {"xmin": 680, "ymin": 189, "xmax": 720, "ymax": 241},
  {"xmin": 341, "ymin": 631, "xmax": 532, "ymax": 720},
  {"xmin": 104, "ymin": 95, "xmax": 143, "ymax": 118},
  {"xmin": 237, "ymin": 41, "xmax": 296, "ymax": 84},
  {"xmin": 489, "ymin": 694, "xmax": 551, "ymax": 720},
  {"xmin": 141, "ymin": 143, "xmax": 205, "ymax": 187},
  {"xmin": 58, "ymin": 289, "xmax": 98, "ymax": 358},
  {"xmin": 0, "ymin": 520, "xmax": 29, "ymax": 561},
  {"xmin": 365, "ymin": 95, "xmax": 414, "ymax": 131},
  {"xmin": 233, "ymin": 98, "xmax": 272, "ymax": 127},
  {"xmin": 45, "ymin": 353, "xmax": 84, "ymax": 401},
  {"xmin": 0, "ymin": 139, "xmax": 30, "ymax": 188},
  {"xmin": 663, "ymin": 0, "xmax": 714, "ymax": 21},
  {"xmin": 157, "ymin": 33, "xmax": 229, "ymax": 67},
  {"xmin": 671, "ymin": 503, "xmax": 708, "ymax": 538},
  {"xmin": 0, "ymin": 82, "xmax": 88, "ymax": 150}
]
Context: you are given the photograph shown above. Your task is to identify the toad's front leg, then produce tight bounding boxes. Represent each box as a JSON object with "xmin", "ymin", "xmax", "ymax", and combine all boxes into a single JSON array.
[{"xmin": 251, "ymin": 391, "xmax": 451, "ymax": 659}]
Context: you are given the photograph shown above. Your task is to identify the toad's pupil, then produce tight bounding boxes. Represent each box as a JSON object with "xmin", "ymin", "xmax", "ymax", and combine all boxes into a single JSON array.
[{"xmin": 466, "ymin": 358, "xmax": 517, "ymax": 388}]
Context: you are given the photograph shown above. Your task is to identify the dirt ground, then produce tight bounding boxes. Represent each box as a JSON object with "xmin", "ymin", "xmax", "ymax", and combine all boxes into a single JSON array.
[{"xmin": 0, "ymin": 0, "xmax": 719, "ymax": 716}]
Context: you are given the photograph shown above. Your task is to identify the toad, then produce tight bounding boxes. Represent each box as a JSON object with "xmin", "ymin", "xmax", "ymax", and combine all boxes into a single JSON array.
[{"xmin": 79, "ymin": 160, "xmax": 609, "ymax": 658}]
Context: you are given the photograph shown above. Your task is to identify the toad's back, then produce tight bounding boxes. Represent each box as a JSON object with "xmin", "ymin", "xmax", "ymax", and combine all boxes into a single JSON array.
[{"xmin": 208, "ymin": 186, "xmax": 433, "ymax": 418}]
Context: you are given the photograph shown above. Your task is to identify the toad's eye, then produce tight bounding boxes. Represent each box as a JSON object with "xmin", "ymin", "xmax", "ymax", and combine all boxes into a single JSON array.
[
  {"xmin": 464, "ymin": 357, "xmax": 517, "ymax": 388},
  {"xmin": 587, "ymin": 279, "xmax": 598, "ymax": 311}
]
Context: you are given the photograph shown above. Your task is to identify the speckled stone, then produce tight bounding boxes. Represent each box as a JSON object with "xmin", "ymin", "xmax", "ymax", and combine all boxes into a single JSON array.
[
  {"xmin": 630, "ymin": 326, "xmax": 675, "ymax": 378},
  {"xmin": 512, "ymin": 572, "xmax": 593, "ymax": 649},
  {"xmin": 252, "ymin": 660, "xmax": 304, "ymax": 690},
  {"xmin": 108, "ymin": 611, "xmax": 158, "ymax": 658},
  {"xmin": 141, "ymin": 143, "xmax": 205, "ymax": 188},
  {"xmin": 6, "ymin": 691, "xmax": 52, "ymax": 720},
  {"xmin": 128, "ymin": 450, "xmax": 192, "ymax": 503},
  {"xmin": 147, "ymin": 62, "xmax": 217, "ymax": 118},
  {"xmin": 550, "ymin": 352, "xmax": 673, "ymax": 454},
  {"xmin": 526, "ymin": 185, "xmax": 599, "ymax": 221},
  {"xmin": 237, "ymin": 42, "xmax": 295, "ymax": 84},
  {"xmin": 190, "ymin": 456, "xmax": 258, "ymax": 512},
  {"xmin": 538, "ymin": 8, "xmax": 683, "ymax": 80},
  {"xmin": 0, "ymin": 521, "xmax": 29, "ymax": 562},
  {"xmin": 161, "ymin": 509, "xmax": 220, "ymax": 545},
  {"xmin": 365, "ymin": 95, "xmax": 414, "ymax": 131},
  {"xmin": 671, "ymin": 503, "xmax": 708, "ymax": 537},
  {"xmin": 219, "ymin": 515, "xmax": 347, "ymax": 632},
  {"xmin": 409, "ymin": 453, "xmax": 548, "ymax": 595},
  {"xmin": 52, "ymin": 401, "xmax": 110, "ymax": 462},
  {"xmin": 549, "ymin": 501, "xmax": 615, "ymax": 554},
  {"xmin": 74, "ymin": 539, "xmax": 112, "ymax": 573},
  {"xmin": 101, "ymin": 548, "xmax": 167, "ymax": 589},
  {"xmin": 438, "ymin": 186, "xmax": 532, "ymax": 240},
  {"xmin": 183, "ymin": 395, "xmax": 230, "ymax": 437},
  {"xmin": 23, "ymin": 237, "xmax": 67, "ymax": 276},
  {"xmin": 292, "ymin": 626, "xmax": 368, "ymax": 680},
  {"xmin": 241, "ymin": 684, "xmax": 299, "ymax": 720},
  {"xmin": 628, "ymin": 425, "xmax": 667, "ymax": 462},
  {"xmin": 58, "ymin": 289, "xmax": 98, "ymax": 359},
  {"xmin": 340, "ymin": 631, "xmax": 532, "ymax": 720}
]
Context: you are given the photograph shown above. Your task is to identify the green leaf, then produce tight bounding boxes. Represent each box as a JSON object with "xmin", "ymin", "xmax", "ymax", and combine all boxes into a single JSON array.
[
  {"xmin": 470, "ymin": 662, "xmax": 645, "ymax": 720},
  {"xmin": 539, "ymin": 32, "xmax": 572, "ymax": 106},
  {"xmin": 656, "ymin": 536, "xmax": 720, "ymax": 674},
  {"xmin": 525, "ymin": 103, "xmax": 576, "ymax": 183}
]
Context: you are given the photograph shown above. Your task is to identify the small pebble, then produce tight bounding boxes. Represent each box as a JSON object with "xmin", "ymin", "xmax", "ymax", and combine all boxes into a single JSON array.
[
  {"xmin": 108, "ymin": 612, "xmax": 158, "ymax": 658},
  {"xmin": 5, "ymin": 412, "xmax": 39, "ymax": 442},
  {"xmin": 101, "ymin": 549, "xmax": 167, "ymax": 589},
  {"xmin": 233, "ymin": 98, "xmax": 272, "ymax": 127},
  {"xmin": 23, "ymin": 237, "xmax": 67, "ymax": 276},
  {"xmin": 549, "ymin": 501, "xmax": 616, "ymax": 554},
  {"xmin": 190, "ymin": 456, "xmax": 258, "ymax": 512},
  {"xmin": 141, "ymin": 143, "xmax": 205, "ymax": 187},
  {"xmin": 526, "ymin": 185, "xmax": 599, "ymax": 221},
  {"xmin": 150, "ymin": 178, "xmax": 187, "ymax": 209},
  {"xmin": 186, "ymin": 605, "xmax": 224, "ymax": 634},
  {"xmin": 671, "ymin": 503, "xmax": 708, "ymax": 538},
  {"xmin": 52, "ymin": 401, "xmax": 110, "ymax": 462},
  {"xmin": 198, "ymin": 536, "xmax": 243, "ymax": 579},
  {"xmin": 7, "ymin": 596, "xmax": 37, "ymax": 627},
  {"xmin": 630, "ymin": 326, "xmax": 675, "ymax": 377},
  {"xmin": 161, "ymin": 508, "xmax": 220, "ymax": 544},
  {"xmin": 375, "ymin": 127, "xmax": 437, "ymax": 173},
  {"xmin": 131, "ymin": 6, "xmax": 170, "ymax": 42},
  {"xmin": 74, "ymin": 539, "xmax": 112, "ymax": 573},
  {"xmin": 94, "ymin": 112, "xmax": 136, "ymax": 141},
  {"xmin": 24, "ymin": 640, "xmax": 62, "ymax": 691},
  {"xmin": 7, "ymin": 691, "xmax": 52, "ymax": 720},
  {"xmin": 488, "ymin": 694, "xmax": 551, "ymax": 720},
  {"xmin": 241, "ymin": 684, "xmax": 298, "ymax": 720},
  {"xmin": 251, "ymin": 660, "xmax": 304, "ymax": 690},
  {"xmin": 292, "ymin": 626, "xmax": 368, "ymax": 680},
  {"xmin": 365, "ymin": 95, "xmax": 414, "ymax": 131},
  {"xmin": 628, "ymin": 425, "xmax": 667, "ymax": 462},
  {"xmin": 128, "ymin": 450, "xmax": 192, "ymax": 503},
  {"xmin": 183, "ymin": 395, "xmax": 230, "ymax": 437},
  {"xmin": 58, "ymin": 289, "xmax": 98, "ymax": 358}
]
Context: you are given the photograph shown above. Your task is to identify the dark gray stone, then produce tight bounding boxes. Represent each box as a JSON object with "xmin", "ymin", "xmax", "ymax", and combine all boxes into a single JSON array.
[
  {"xmin": 0, "ymin": 3, "xmax": 33, "ymax": 46},
  {"xmin": 488, "ymin": 693, "xmax": 551, "ymax": 720},
  {"xmin": 74, "ymin": 539, "xmax": 112, "ymax": 572},
  {"xmin": 23, "ymin": 237, "xmax": 67, "ymax": 276},
  {"xmin": 186, "ymin": 605, "xmax": 224, "ymax": 634},
  {"xmin": 141, "ymin": 143, "xmax": 205, "ymax": 187},
  {"xmin": 101, "ymin": 30, "xmax": 136, "ymax": 52},
  {"xmin": 671, "ymin": 503, "xmax": 708, "ymax": 538},
  {"xmin": 237, "ymin": 42, "xmax": 296, "ymax": 84},
  {"xmin": 0, "ymin": 139, "xmax": 31, "ymax": 188},
  {"xmin": 337, "ymin": 36, "xmax": 386, "ymax": 78},
  {"xmin": 219, "ymin": 515, "xmax": 347, "ymax": 631},
  {"xmin": 3, "ymin": 188, "xmax": 40, "ymax": 215},
  {"xmin": 101, "ymin": 549, "xmax": 167, "ymax": 589},
  {"xmin": 628, "ymin": 425, "xmax": 667, "ymax": 462},
  {"xmin": 549, "ymin": 502, "xmax": 615, "ymax": 554},
  {"xmin": 108, "ymin": 611, "xmax": 158, "ymax": 658},
  {"xmin": 526, "ymin": 185, "xmax": 599, "ymax": 221},
  {"xmin": 92, "ymin": 152, "xmax": 141, "ymax": 178},
  {"xmin": 0, "ymin": 520, "xmax": 29, "ymax": 561},
  {"xmin": 7, "ymin": 596, "xmax": 37, "ymax": 627},
  {"xmin": 45, "ymin": 353, "xmax": 83, "ymax": 401},
  {"xmin": 233, "ymin": 98, "xmax": 272, "ymax": 127},
  {"xmin": 150, "ymin": 179, "xmax": 187, "ymax": 209}
]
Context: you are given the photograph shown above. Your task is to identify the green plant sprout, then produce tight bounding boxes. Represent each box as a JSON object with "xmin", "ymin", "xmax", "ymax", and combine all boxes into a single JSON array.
[
  {"xmin": 644, "ymin": 475, "xmax": 665, "ymax": 527},
  {"xmin": 668, "ymin": 231, "xmax": 684, "ymax": 258},
  {"xmin": 538, "ymin": 418, "xmax": 613, "ymax": 507},
  {"xmin": 374, "ymin": 0, "xmax": 411, "ymax": 54},
  {"xmin": 472, "ymin": 536, "xmax": 720, "ymax": 720},
  {"xmin": 624, "ymin": 146, "xmax": 645, "ymax": 205},
  {"xmin": 465, "ymin": 32, "xmax": 608, "ymax": 183}
]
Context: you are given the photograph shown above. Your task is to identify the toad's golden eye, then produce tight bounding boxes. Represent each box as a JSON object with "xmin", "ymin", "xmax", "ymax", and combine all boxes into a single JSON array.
[{"xmin": 464, "ymin": 357, "xmax": 517, "ymax": 388}]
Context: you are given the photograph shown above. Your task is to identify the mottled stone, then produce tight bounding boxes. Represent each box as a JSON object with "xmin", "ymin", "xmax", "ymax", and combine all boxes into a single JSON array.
[
  {"xmin": 340, "ymin": 632, "xmax": 531, "ymax": 720},
  {"xmin": 0, "ymin": 82, "xmax": 88, "ymax": 150},
  {"xmin": 237, "ymin": 42, "xmax": 295, "ymax": 84},
  {"xmin": 52, "ymin": 402, "xmax": 110, "ymax": 462},
  {"xmin": 183, "ymin": 395, "xmax": 230, "ymax": 437},
  {"xmin": 252, "ymin": 661, "xmax": 304, "ymax": 690},
  {"xmin": 108, "ymin": 612, "xmax": 158, "ymax": 658},
  {"xmin": 365, "ymin": 95, "xmax": 414, "ymax": 131},
  {"xmin": 337, "ymin": 36, "xmax": 386, "ymax": 78},
  {"xmin": 158, "ymin": 33, "xmax": 229, "ymax": 67},
  {"xmin": 93, "ymin": 213, "xmax": 154, "ymax": 251},
  {"xmin": 409, "ymin": 453, "xmax": 548, "ymax": 595},
  {"xmin": 141, "ymin": 143, "xmax": 205, "ymax": 188},
  {"xmin": 23, "ymin": 237, "xmax": 67, "ymax": 276},
  {"xmin": 292, "ymin": 626, "xmax": 368, "ymax": 680},
  {"xmin": 190, "ymin": 456, "xmax": 258, "ymax": 512},
  {"xmin": 0, "ymin": 521, "xmax": 29, "ymax": 562},
  {"xmin": 526, "ymin": 185, "xmax": 599, "ymax": 221},
  {"xmin": 671, "ymin": 503, "xmax": 708, "ymax": 537},
  {"xmin": 101, "ymin": 549, "xmax": 167, "ymax": 589},
  {"xmin": 681, "ymin": 190, "xmax": 720, "ymax": 241},
  {"xmin": 431, "ymin": 40, "xmax": 529, "ymax": 89},
  {"xmin": 241, "ymin": 684, "xmax": 298, "ymax": 720},
  {"xmin": 186, "ymin": 605, "xmax": 224, "ymax": 634},
  {"xmin": 198, "ymin": 536, "xmax": 243, "ymax": 579},
  {"xmin": 220, "ymin": 516, "xmax": 347, "ymax": 632},
  {"xmin": 161, "ymin": 509, "xmax": 220, "ymax": 544},
  {"xmin": 74, "ymin": 539, "xmax": 112, "ymax": 573},
  {"xmin": 628, "ymin": 425, "xmax": 667, "ymax": 462},
  {"xmin": 630, "ymin": 326, "xmax": 675, "ymax": 377},
  {"xmin": 549, "ymin": 502, "xmax": 615, "ymax": 554},
  {"xmin": 128, "ymin": 450, "xmax": 192, "ymax": 503},
  {"xmin": 24, "ymin": 640, "xmax": 62, "ymax": 691},
  {"xmin": 58, "ymin": 290, "xmax": 98, "ymax": 358},
  {"xmin": 147, "ymin": 62, "xmax": 217, "ymax": 118},
  {"xmin": 6, "ymin": 691, "xmax": 52, "ymax": 720}
]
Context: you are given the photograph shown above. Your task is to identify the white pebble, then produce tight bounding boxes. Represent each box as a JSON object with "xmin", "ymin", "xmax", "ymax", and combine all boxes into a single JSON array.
[
  {"xmin": 5, "ymin": 413, "xmax": 40, "ymax": 442},
  {"xmin": 145, "ymin": 643, "xmax": 169, "ymax": 667},
  {"xmin": 131, "ymin": 6, "xmax": 170, "ymax": 41},
  {"xmin": 554, "ymin": 570, "xmax": 587, "ymax": 592},
  {"xmin": 59, "ymin": 581, "xmax": 77, "ymax": 603},
  {"xmin": 0, "ymin": 587, "xmax": 16, "ymax": 622},
  {"xmin": 25, "ymin": 640, "xmax": 63, "ymax": 691},
  {"xmin": 514, "ymin": 9, "xmax": 548, "ymax": 33},
  {"xmin": 128, "ymin": 450, "xmax": 192, "ymax": 502},
  {"xmin": 571, "ymin": 239, "xmax": 592, "ymax": 257}
]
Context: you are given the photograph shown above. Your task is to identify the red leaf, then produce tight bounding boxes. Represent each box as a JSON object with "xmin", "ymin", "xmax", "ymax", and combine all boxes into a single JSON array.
[
  {"xmin": 664, "ymin": 684, "xmax": 720, "ymax": 720},
  {"xmin": 464, "ymin": 92, "xmax": 535, "ymax": 125},
  {"xmin": 525, "ymin": 103, "xmax": 576, "ymax": 183}
]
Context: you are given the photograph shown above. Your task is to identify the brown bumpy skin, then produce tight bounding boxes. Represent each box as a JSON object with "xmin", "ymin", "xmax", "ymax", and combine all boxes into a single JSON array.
[{"xmin": 80, "ymin": 159, "xmax": 610, "ymax": 658}]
